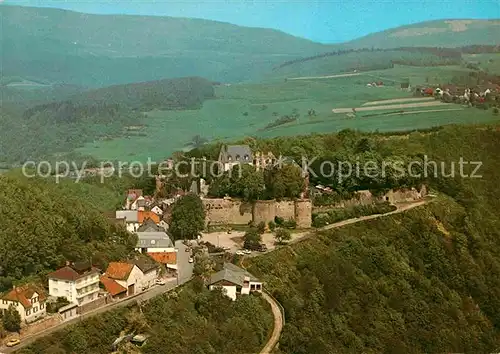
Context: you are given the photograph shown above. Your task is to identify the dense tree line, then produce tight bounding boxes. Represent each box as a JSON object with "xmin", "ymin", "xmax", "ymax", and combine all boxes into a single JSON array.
[
  {"xmin": 276, "ymin": 46, "xmax": 465, "ymax": 70},
  {"xmin": 0, "ymin": 174, "xmax": 137, "ymax": 291},
  {"xmin": 17, "ymin": 282, "xmax": 273, "ymax": 354},
  {"xmin": 247, "ymin": 125, "xmax": 500, "ymax": 352},
  {"xmin": 0, "ymin": 77, "xmax": 216, "ymax": 165}
]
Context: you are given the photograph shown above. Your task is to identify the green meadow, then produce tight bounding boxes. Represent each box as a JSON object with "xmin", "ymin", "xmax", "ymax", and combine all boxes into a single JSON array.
[{"xmin": 76, "ymin": 65, "xmax": 500, "ymax": 162}]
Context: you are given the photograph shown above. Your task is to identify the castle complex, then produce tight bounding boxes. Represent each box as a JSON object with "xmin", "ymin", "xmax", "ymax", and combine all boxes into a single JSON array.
[{"xmin": 202, "ymin": 198, "xmax": 313, "ymax": 229}]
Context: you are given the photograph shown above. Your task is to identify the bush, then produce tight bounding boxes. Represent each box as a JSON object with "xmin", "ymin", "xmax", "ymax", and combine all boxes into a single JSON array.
[
  {"xmin": 493, "ymin": 107, "xmax": 499, "ymax": 115},
  {"xmin": 283, "ymin": 219, "xmax": 297, "ymax": 229},
  {"xmin": 268, "ymin": 221, "xmax": 276, "ymax": 231},
  {"xmin": 274, "ymin": 216, "xmax": 284, "ymax": 226},
  {"xmin": 312, "ymin": 202, "xmax": 397, "ymax": 228},
  {"xmin": 257, "ymin": 221, "xmax": 266, "ymax": 234}
]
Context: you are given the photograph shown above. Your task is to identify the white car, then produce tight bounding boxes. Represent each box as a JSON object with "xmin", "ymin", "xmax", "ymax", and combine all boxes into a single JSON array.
[
  {"xmin": 222, "ymin": 246, "xmax": 231, "ymax": 251},
  {"xmin": 155, "ymin": 279, "xmax": 166, "ymax": 286},
  {"xmin": 188, "ymin": 257, "xmax": 194, "ymax": 263},
  {"xmin": 235, "ymin": 251, "xmax": 245, "ymax": 256},
  {"xmin": 243, "ymin": 249, "xmax": 251, "ymax": 254}
]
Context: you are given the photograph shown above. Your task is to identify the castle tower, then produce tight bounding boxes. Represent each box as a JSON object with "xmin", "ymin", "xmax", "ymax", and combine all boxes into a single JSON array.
[
  {"xmin": 155, "ymin": 175, "xmax": 163, "ymax": 195},
  {"xmin": 301, "ymin": 171, "xmax": 309, "ymax": 199},
  {"xmin": 252, "ymin": 200, "xmax": 276, "ymax": 225},
  {"xmin": 294, "ymin": 199, "xmax": 312, "ymax": 229}
]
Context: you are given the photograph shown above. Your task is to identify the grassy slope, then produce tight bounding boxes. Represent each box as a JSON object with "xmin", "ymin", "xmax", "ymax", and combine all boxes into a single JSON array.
[
  {"xmin": 0, "ymin": 5, "xmax": 331, "ymax": 86},
  {"xmin": 345, "ymin": 19, "xmax": 500, "ymax": 48},
  {"xmin": 77, "ymin": 66, "xmax": 500, "ymax": 161},
  {"xmin": 247, "ymin": 125, "xmax": 500, "ymax": 352}
]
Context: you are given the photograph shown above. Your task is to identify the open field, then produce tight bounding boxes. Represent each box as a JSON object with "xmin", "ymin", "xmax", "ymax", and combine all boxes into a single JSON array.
[
  {"xmin": 76, "ymin": 65, "xmax": 500, "ymax": 162},
  {"xmin": 362, "ymin": 97, "xmax": 434, "ymax": 106},
  {"xmin": 332, "ymin": 101, "xmax": 451, "ymax": 113},
  {"xmin": 463, "ymin": 53, "xmax": 500, "ymax": 75}
]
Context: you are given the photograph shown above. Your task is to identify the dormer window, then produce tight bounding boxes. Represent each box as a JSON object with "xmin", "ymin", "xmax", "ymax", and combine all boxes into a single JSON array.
[
  {"xmin": 227, "ymin": 155, "xmax": 232, "ymax": 161},
  {"xmin": 235, "ymin": 155, "xmax": 240, "ymax": 161},
  {"xmin": 244, "ymin": 155, "xmax": 249, "ymax": 161}
]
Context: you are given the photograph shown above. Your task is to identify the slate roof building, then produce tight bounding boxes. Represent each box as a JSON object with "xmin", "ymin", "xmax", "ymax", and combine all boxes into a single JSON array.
[
  {"xmin": 135, "ymin": 231, "xmax": 175, "ymax": 253},
  {"xmin": 218, "ymin": 144, "xmax": 253, "ymax": 172},
  {"xmin": 208, "ymin": 263, "xmax": 262, "ymax": 301}
]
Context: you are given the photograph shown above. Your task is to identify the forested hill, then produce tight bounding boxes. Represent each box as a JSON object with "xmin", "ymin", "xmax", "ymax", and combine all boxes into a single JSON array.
[
  {"xmin": 345, "ymin": 19, "xmax": 500, "ymax": 49},
  {"xmin": 247, "ymin": 125, "xmax": 500, "ymax": 352},
  {"xmin": 0, "ymin": 77, "xmax": 215, "ymax": 165},
  {"xmin": 0, "ymin": 174, "xmax": 136, "ymax": 290},
  {"xmin": 0, "ymin": 5, "xmax": 330, "ymax": 86}
]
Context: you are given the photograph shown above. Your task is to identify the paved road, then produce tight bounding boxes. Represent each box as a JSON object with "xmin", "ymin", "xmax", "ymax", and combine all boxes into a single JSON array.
[
  {"xmin": 260, "ymin": 292, "xmax": 284, "ymax": 354},
  {"xmin": 1, "ymin": 240, "xmax": 193, "ymax": 353}
]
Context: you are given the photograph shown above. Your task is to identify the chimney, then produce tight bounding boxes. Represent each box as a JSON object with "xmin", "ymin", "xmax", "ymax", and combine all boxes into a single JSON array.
[{"xmin": 66, "ymin": 260, "xmax": 71, "ymax": 266}]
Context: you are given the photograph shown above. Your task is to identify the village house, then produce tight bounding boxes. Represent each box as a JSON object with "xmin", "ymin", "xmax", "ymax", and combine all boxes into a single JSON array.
[
  {"xmin": 151, "ymin": 205, "xmax": 163, "ymax": 216},
  {"xmin": 0, "ymin": 284, "xmax": 47, "ymax": 324},
  {"xmin": 138, "ymin": 211, "xmax": 160, "ymax": 224},
  {"xmin": 208, "ymin": 263, "xmax": 262, "ymax": 301},
  {"xmin": 148, "ymin": 251, "xmax": 178, "ymax": 271},
  {"xmin": 99, "ymin": 275, "xmax": 127, "ymax": 300},
  {"xmin": 47, "ymin": 261, "xmax": 100, "ymax": 306},
  {"xmin": 102, "ymin": 259, "xmax": 159, "ymax": 296},
  {"xmin": 116, "ymin": 210, "xmax": 140, "ymax": 232},
  {"xmin": 131, "ymin": 258, "xmax": 160, "ymax": 290},
  {"xmin": 137, "ymin": 218, "xmax": 164, "ymax": 232},
  {"xmin": 135, "ymin": 231, "xmax": 175, "ymax": 253}
]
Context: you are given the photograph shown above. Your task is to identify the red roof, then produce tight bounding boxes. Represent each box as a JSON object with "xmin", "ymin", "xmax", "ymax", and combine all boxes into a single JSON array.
[
  {"xmin": 148, "ymin": 252, "xmax": 177, "ymax": 265},
  {"xmin": 1, "ymin": 284, "xmax": 47, "ymax": 309},
  {"xmin": 48, "ymin": 265, "xmax": 99, "ymax": 281},
  {"xmin": 106, "ymin": 262, "xmax": 135, "ymax": 280},
  {"xmin": 100, "ymin": 276, "xmax": 127, "ymax": 296}
]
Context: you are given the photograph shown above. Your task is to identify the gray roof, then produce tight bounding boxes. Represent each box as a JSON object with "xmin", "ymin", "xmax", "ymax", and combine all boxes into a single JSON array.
[
  {"xmin": 131, "ymin": 258, "xmax": 159, "ymax": 273},
  {"xmin": 116, "ymin": 210, "xmax": 139, "ymax": 223},
  {"xmin": 218, "ymin": 145, "xmax": 253, "ymax": 164},
  {"xmin": 137, "ymin": 219, "xmax": 162, "ymax": 232},
  {"xmin": 135, "ymin": 232, "xmax": 174, "ymax": 248},
  {"xmin": 209, "ymin": 263, "xmax": 259, "ymax": 286}
]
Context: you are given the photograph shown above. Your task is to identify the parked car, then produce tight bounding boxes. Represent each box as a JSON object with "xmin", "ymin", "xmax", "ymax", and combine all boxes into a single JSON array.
[
  {"xmin": 188, "ymin": 257, "xmax": 194, "ymax": 263},
  {"xmin": 243, "ymin": 249, "xmax": 251, "ymax": 254},
  {"xmin": 258, "ymin": 244, "xmax": 268, "ymax": 252},
  {"xmin": 222, "ymin": 246, "xmax": 231, "ymax": 251},
  {"xmin": 5, "ymin": 338, "xmax": 20, "ymax": 347},
  {"xmin": 235, "ymin": 250, "xmax": 245, "ymax": 256},
  {"xmin": 155, "ymin": 279, "xmax": 166, "ymax": 286},
  {"xmin": 185, "ymin": 247, "xmax": 191, "ymax": 252}
]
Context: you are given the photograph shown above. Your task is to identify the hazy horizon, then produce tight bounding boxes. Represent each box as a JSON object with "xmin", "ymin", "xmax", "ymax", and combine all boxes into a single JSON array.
[{"xmin": 3, "ymin": 0, "xmax": 499, "ymax": 43}]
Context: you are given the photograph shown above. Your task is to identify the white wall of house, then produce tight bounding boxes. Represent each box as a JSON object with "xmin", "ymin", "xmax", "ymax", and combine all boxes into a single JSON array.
[
  {"xmin": 242, "ymin": 281, "xmax": 262, "ymax": 295},
  {"xmin": 139, "ymin": 269, "xmax": 158, "ymax": 290},
  {"xmin": 136, "ymin": 247, "xmax": 176, "ymax": 253},
  {"xmin": 0, "ymin": 293, "xmax": 46, "ymax": 323},
  {"xmin": 126, "ymin": 223, "xmax": 140, "ymax": 232},
  {"xmin": 49, "ymin": 273, "xmax": 100, "ymax": 306},
  {"xmin": 114, "ymin": 265, "xmax": 144, "ymax": 293},
  {"xmin": 209, "ymin": 285, "xmax": 237, "ymax": 301},
  {"xmin": 151, "ymin": 206, "xmax": 163, "ymax": 215}
]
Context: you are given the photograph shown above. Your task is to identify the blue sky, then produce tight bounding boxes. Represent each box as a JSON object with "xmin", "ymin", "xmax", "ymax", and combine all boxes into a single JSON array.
[{"xmin": 4, "ymin": 0, "xmax": 500, "ymax": 43}]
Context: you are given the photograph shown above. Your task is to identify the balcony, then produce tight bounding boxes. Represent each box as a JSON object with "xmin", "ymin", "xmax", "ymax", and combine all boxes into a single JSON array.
[
  {"xmin": 75, "ymin": 277, "xmax": 99, "ymax": 289},
  {"xmin": 76, "ymin": 285, "xmax": 99, "ymax": 298}
]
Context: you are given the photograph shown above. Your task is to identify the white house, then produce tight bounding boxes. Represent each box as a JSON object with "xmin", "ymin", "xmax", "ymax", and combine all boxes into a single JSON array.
[
  {"xmin": 104, "ymin": 262, "xmax": 146, "ymax": 296},
  {"xmin": 47, "ymin": 262, "xmax": 100, "ymax": 306},
  {"xmin": 131, "ymin": 258, "xmax": 160, "ymax": 290},
  {"xmin": 135, "ymin": 231, "xmax": 175, "ymax": 253},
  {"xmin": 208, "ymin": 263, "xmax": 262, "ymax": 301},
  {"xmin": 116, "ymin": 210, "xmax": 140, "ymax": 232},
  {"xmin": 0, "ymin": 284, "xmax": 47, "ymax": 324},
  {"xmin": 151, "ymin": 206, "xmax": 163, "ymax": 216}
]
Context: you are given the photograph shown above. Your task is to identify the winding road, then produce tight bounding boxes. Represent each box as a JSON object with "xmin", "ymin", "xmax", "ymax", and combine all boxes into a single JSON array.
[{"xmin": 260, "ymin": 292, "xmax": 284, "ymax": 354}]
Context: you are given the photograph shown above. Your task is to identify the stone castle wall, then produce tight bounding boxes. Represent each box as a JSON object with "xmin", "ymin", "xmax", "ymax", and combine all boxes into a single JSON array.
[
  {"xmin": 313, "ymin": 186, "xmax": 427, "ymax": 212},
  {"xmin": 202, "ymin": 198, "xmax": 312, "ymax": 229}
]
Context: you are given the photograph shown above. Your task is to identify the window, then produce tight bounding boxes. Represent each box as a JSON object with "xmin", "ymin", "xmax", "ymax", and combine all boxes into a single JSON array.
[
  {"xmin": 244, "ymin": 154, "xmax": 249, "ymax": 161},
  {"xmin": 2, "ymin": 300, "xmax": 7, "ymax": 305},
  {"xmin": 40, "ymin": 303, "xmax": 45, "ymax": 310},
  {"xmin": 33, "ymin": 307, "xmax": 38, "ymax": 313},
  {"xmin": 26, "ymin": 309, "xmax": 31, "ymax": 316},
  {"xmin": 235, "ymin": 154, "xmax": 240, "ymax": 161}
]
